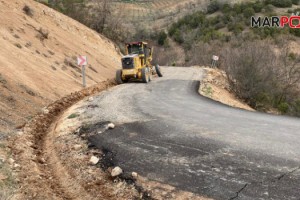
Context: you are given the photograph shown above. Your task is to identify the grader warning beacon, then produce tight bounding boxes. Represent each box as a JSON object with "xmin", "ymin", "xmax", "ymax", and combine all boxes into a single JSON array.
[{"xmin": 116, "ymin": 41, "xmax": 163, "ymax": 84}]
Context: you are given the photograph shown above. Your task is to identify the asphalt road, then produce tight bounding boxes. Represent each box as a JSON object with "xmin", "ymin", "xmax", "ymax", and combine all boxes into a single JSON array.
[{"xmin": 82, "ymin": 67, "xmax": 300, "ymax": 199}]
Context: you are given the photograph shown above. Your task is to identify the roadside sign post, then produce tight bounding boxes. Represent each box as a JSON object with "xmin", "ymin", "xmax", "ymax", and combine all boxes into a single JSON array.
[
  {"xmin": 82, "ymin": 65, "xmax": 86, "ymax": 87},
  {"xmin": 211, "ymin": 55, "xmax": 219, "ymax": 68},
  {"xmin": 77, "ymin": 56, "xmax": 87, "ymax": 87}
]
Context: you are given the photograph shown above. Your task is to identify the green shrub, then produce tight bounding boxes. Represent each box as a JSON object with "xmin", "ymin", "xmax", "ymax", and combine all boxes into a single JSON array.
[
  {"xmin": 290, "ymin": 28, "xmax": 300, "ymax": 37},
  {"xmin": 222, "ymin": 13, "xmax": 232, "ymax": 24},
  {"xmin": 228, "ymin": 22, "xmax": 244, "ymax": 35},
  {"xmin": 207, "ymin": 0, "xmax": 220, "ymax": 14},
  {"xmin": 209, "ymin": 16, "xmax": 221, "ymax": 26},
  {"xmin": 168, "ymin": 25, "xmax": 178, "ymax": 36},
  {"xmin": 264, "ymin": 4, "xmax": 274, "ymax": 12},
  {"xmin": 268, "ymin": 0, "xmax": 292, "ymax": 8},
  {"xmin": 23, "ymin": 5, "xmax": 33, "ymax": 16},
  {"xmin": 253, "ymin": 1, "xmax": 264, "ymax": 12},
  {"xmin": 221, "ymin": 3, "xmax": 231, "ymax": 13},
  {"xmin": 291, "ymin": 99, "xmax": 300, "ymax": 116},
  {"xmin": 215, "ymin": 22, "xmax": 226, "ymax": 29},
  {"xmin": 292, "ymin": 0, "xmax": 300, "ymax": 4},
  {"xmin": 233, "ymin": 4, "xmax": 242, "ymax": 14},
  {"xmin": 244, "ymin": 7, "xmax": 255, "ymax": 18},
  {"xmin": 278, "ymin": 102, "xmax": 289, "ymax": 113},
  {"xmin": 173, "ymin": 30, "xmax": 184, "ymax": 44},
  {"xmin": 68, "ymin": 113, "xmax": 79, "ymax": 119},
  {"xmin": 157, "ymin": 31, "xmax": 167, "ymax": 46}
]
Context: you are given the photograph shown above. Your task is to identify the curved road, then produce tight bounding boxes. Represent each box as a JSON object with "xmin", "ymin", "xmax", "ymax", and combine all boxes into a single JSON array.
[{"xmin": 81, "ymin": 67, "xmax": 300, "ymax": 199}]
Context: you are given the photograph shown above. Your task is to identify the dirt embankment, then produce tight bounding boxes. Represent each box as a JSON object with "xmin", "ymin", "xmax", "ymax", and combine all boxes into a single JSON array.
[
  {"xmin": 0, "ymin": 0, "xmax": 121, "ymax": 134},
  {"xmin": 9, "ymin": 80, "xmax": 138, "ymax": 200},
  {"xmin": 0, "ymin": 0, "xmax": 121, "ymax": 196},
  {"xmin": 199, "ymin": 67, "xmax": 255, "ymax": 112}
]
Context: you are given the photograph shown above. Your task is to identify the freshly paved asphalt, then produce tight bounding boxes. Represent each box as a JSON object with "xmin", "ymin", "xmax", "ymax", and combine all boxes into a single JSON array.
[{"xmin": 85, "ymin": 67, "xmax": 300, "ymax": 199}]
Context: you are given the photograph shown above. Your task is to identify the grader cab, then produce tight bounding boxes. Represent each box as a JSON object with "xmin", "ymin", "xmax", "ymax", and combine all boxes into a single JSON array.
[{"xmin": 116, "ymin": 42, "xmax": 163, "ymax": 84}]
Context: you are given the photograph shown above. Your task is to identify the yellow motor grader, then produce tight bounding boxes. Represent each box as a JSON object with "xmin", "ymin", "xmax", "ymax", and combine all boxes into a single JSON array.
[{"xmin": 116, "ymin": 41, "xmax": 163, "ymax": 84}]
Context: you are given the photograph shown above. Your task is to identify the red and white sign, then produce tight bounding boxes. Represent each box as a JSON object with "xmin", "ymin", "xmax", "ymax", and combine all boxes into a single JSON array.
[
  {"xmin": 77, "ymin": 56, "xmax": 87, "ymax": 66},
  {"xmin": 212, "ymin": 55, "xmax": 219, "ymax": 61}
]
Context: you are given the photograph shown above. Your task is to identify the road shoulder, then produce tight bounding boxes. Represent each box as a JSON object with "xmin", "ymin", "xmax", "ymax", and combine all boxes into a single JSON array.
[{"xmin": 199, "ymin": 67, "xmax": 255, "ymax": 111}]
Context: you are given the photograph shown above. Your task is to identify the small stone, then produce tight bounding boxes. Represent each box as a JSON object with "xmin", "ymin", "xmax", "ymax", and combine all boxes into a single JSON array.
[
  {"xmin": 38, "ymin": 157, "xmax": 46, "ymax": 164},
  {"xmin": 264, "ymin": 192, "xmax": 269, "ymax": 196},
  {"xmin": 111, "ymin": 166, "xmax": 123, "ymax": 177},
  {"xmin": 89, "ymin": 156, "xmax": 99, "ymax": 165},
  {"xmin": 73, "ymin": 144, "xmax": 82, "ymax": 150},
  {"xmin": 88, "ymin": 97, "xmax": 94, "ymax": 102},
  {"xmin": 107, "ymin": 123, "xmax": 115, "ymax": 129},
  {"xmin": 75, "ymin": 128, "xmax": 81, "ymax": 134},
  {"xmin": 17, "ymin": 131, "xmax": 23, "ymax": 136},
  {"xmin": 42, "ymin": 108, "xmax": 49, "ymax": 114},
  {"xmin": 116, "ymin": 181, "xmax": 123, "ymax": 188},
  {"xmin": 132, "ymin": 172, "xmax": 138, "ymax": 178},
  {"xmin": 213, "ymin": 168, "xmax": 220, "ymax": 172},
  {"xmin": 8, "ymin": 158, "xmax": 15, "ymax": 165},
  {"xmin": 26, "ymin": 141, "xmax": 33, "ymax": 147},
  {"xmin": 13, "ymin": 163, "xmax": 20, "ymax": 168},
  {"xmin": 0, "ymin": 173, "xmax": 8, "ymax": 180}
]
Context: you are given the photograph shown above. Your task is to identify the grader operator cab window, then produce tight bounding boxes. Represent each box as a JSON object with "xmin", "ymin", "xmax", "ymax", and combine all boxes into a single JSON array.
[{"xmin": 128, "ymin": 44, "xmax": 143, "ymax": 55}]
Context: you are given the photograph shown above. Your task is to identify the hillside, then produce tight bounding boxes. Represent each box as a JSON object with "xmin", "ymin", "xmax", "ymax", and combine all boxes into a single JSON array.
[
  {"xmin": 109, "ymin": 0, "xmax": 209, "ymax": 31},
  {"xmin": 110, "ymin": 0, "xmax": 252, "ymax": 30},
  {"xmin": 0, "ymin": 0, "xmax": 121, "ymax": 135}
]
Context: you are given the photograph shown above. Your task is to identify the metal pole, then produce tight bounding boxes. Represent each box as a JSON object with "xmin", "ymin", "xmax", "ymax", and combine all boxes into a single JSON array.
[
  {"xmin": 211, "ymin": 60, "xmax": 215, "ymax": 68},
  {"xmin": 82, "ymin": 65, "xmax": 86, "ymax": 87}
]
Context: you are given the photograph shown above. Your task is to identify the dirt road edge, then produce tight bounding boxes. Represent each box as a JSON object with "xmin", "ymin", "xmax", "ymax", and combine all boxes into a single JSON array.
[
  {"xmin": 199, "ymin": 67, "xmax": 254, "ymax": 112},
  {"xmin": 9, "ymin": 80, "xmax": 116, "ymax": 199}
]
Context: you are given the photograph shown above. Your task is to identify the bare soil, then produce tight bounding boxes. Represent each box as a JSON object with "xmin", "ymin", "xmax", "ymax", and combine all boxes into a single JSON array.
[
  {"xmin": 199, "ymin": 67, "xmax": 255, "ymax": 112},
  {"xmin": 0, "ymin": 0, "xmax": 121, "ymax": 197},
  {"xmin": 0, "ymin": 0, "xmax": 121, "ymax": 134}
]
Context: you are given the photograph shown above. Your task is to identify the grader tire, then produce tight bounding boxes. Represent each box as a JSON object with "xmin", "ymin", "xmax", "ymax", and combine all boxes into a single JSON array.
[
  {"xmin": 148, "ymin": 67, "xmax": 153, "ymax": 82},
  {"xmin": 116, "ymin": 70, "xmax": 124, "ymax": 84},
  {"xmin": 155, "ymin": 65, "xmax": 163, "ymax": 77},
  {"xmin": 142, "ymin": 68, "xmax": 149, "ymax": 83}
]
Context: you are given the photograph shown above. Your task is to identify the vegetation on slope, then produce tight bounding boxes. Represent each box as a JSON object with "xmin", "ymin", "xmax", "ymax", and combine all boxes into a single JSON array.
[{"xmin": 167, "ymin": 0, "xmax": 300, "ymax": 49}]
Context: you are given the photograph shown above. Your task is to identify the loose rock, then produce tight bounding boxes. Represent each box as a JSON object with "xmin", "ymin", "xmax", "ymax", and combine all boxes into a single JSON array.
[
  {"xmin": 38, "ymin": 157, "xmax": 46, "ymax": 164},
  {"xmin": 0, "ymin": 173, "xmax": 8, "ymax": 180},
  {"xmin": 107, "ymin": 123, "xmax": 115, "ymax": 129},
  {"xmin": 89, "ymin": 156, "xmax": 99, "ymax": 165},
  {"xmin": 14, "ymin": 163, "xmax": 20, "ymax": 168},
  {"xmin": 111, "ymin": 166, "xmax": 123, "ymax": 177},
  {"xmin": 88, "ymin": 97, "xmax": 94, "ymax": 102},
  {"xmin": 42, "ymin": 108, "xmax": 49, "ymax": 114},
  {"xmin": 8, "ymin": 158, "xmax": 15, "ymax": 165},
  {"xmin": 132, "ymin": 172, "xmax": 138, "ymax": 178},
  {"xmin": 73, "ymin": 144, "xmax": 82, "ymax": 150},
  {"xmin": 17, "ymin": 131, "xmax": 24, "ymax": 136}
]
